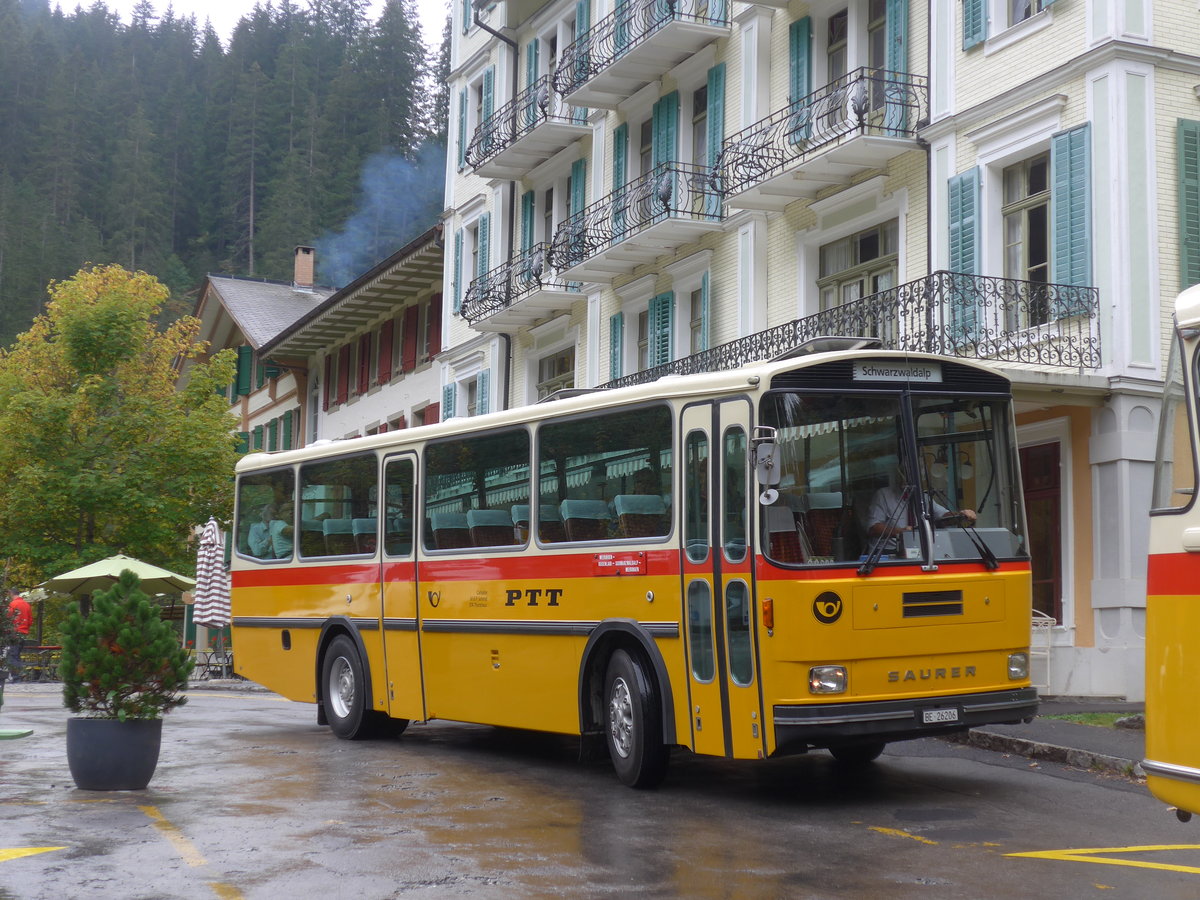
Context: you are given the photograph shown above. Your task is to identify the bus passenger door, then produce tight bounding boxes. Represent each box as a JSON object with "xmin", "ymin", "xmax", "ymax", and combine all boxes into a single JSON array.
[
  {"xmin": 381, "ymin": 454, "xmax": 425, "ymax": 722},
  {"xmin": 681, "ymin": 401, "xmax": 766, "ymax": 760}
]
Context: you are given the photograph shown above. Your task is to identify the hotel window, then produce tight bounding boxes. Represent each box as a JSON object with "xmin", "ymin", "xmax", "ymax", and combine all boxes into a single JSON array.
[
  {"xmin": 537, "ymin": 347, "xmax": 575, "ymax": 399},
  {"xmin": 1002, "ymin": 153, "xmax": 1051, "ymax": 326},
  {"xmin": 817, "ymin": 219, "xmax": 898, "ymax": 310}
]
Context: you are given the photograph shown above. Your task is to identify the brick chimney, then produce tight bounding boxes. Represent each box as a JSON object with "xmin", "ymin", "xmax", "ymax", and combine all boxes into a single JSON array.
[{"xmin": 294, "ymin": 245, "xmax": 315, "ymax": 289}]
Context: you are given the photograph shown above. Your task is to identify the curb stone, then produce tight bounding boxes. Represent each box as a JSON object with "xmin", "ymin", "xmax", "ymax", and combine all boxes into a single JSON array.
[{"xmin": 944, "ymin": 729, "xmax": 1144, "ymax": 778}]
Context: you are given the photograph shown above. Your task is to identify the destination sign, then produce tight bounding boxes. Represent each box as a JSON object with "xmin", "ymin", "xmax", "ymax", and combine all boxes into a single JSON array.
[{"xmin": 853, "ymin": 360, "xmax": 942, "ymax": 383}]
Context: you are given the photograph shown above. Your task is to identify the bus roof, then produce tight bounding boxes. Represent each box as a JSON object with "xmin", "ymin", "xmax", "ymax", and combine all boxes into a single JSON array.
[
  {"xmin": 1179, "ymin": 283, "xmax": 1200, "ymax": 329},
  {"xmin": 235, "ymin": 348, "xmax": 1008, "ymax": 474}
]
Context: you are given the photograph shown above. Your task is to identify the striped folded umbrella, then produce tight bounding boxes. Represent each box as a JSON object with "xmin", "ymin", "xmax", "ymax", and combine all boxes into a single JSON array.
[{"xmin": 193, "ymin": 518, "xmax": 231, "ymax": 629}]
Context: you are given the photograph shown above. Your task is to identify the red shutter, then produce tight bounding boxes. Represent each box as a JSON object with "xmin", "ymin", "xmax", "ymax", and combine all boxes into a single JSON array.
[
  {"xmin": 337, "ymin": 345, "xmax": 350, "ymax": 405},
  {"xmin": 401, "ymin": 306, "xmax": 419, "ymax": 372},
  {"xmin": 424, "ymin": 402, "xmax": 439, "ymax": 425},
  {"xmin": 426, "ymin": 293, "xmax": 442, "ymax": 359},
  {"xmin": 377, "ymin": 319, "xmax": 394, "ymax": 385},
  {"xmin": 357, "ymin": 333, "xmax": 371, "ymax": 394},
  {"xmin": 323, "ymin": 355, "xmax": 332, "ymax": 411}
]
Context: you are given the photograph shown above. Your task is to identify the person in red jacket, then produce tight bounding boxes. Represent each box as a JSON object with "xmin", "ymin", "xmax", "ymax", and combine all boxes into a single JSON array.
[{"xmin": 6, "ymin": 588, "xmax": 31, "ymax": 679}]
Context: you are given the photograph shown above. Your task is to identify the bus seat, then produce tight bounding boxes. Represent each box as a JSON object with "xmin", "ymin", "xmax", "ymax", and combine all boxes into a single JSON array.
[
  {"xmin": 322, "ymin": 518, "xmax": 355, "ymax": 555},
  {"xmin": 385, "ymin": 517, "xmax": 413, "ymax": 555},
  {"xmin": 802, "ymin": 492, "xmax": 843, "ymax": 557},
  {"xmin": 765, "ymin": 506, "xmax": 807, "ymax": 563},
  {"xmin": 430, "ymin": 511, "xmax": 471, "ymax": 550},
  {"xmin": 467, "ymin": 509, "xmax": 516, "ymax": 546},
  {"xmin": 352, "ymin": 518, "xmax": 377, "ymax": 554},
  {"xmin": 613, "ymin": 494, "xmax": 668, "ymax": 538},
  {"xmin": 513, "ymin": 504, "xmax": 565, "ymax": 543},
  {"xmin": 300, "ymin": 519, "xmax": 325, "ymax": 557},
  {"xmin": 560, "ymin": 499, "xmax": 610, "ymax": 542}
]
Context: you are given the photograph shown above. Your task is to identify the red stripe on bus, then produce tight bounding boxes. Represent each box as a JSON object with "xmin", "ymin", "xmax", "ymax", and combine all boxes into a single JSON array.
[
  {"xmin": 753, "ymin": 558, "xmax": 1030, "ymax": 580},
  {"xmin": 1147, "ymin": 552, "xmax": 1200, "ymax": 595}
]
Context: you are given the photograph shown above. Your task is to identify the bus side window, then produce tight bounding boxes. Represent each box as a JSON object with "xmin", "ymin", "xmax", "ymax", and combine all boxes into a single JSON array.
[{"xmin": 235, "ymin": 468, "xmax": 296, "ymax": 561}]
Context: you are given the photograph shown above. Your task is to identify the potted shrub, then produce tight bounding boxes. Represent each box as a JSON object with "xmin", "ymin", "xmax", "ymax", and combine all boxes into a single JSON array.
[{"xmin": 58, "ymin": 570, "xmax": 193, "ymax": 790}]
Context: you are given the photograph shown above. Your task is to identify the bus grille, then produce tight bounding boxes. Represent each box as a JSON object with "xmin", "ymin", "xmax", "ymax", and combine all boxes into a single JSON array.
[{"xmin": 902, "ymin": 590, "xmax": 964, "ymax": 617}]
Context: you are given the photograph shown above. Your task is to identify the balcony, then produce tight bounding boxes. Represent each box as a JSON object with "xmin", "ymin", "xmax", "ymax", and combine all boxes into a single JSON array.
[
  {"xmin": 555, "ymin": 0, "xmax": 731, "ymax": 109},
  {"xmin": 461, "ymin": 243, "xmax": 580, "ymax": 333},
  {"xmin": 548, "ymin": 161, "xmax": 723, "ymax": 283},
  {"xmin": 720, "ymin": 68, "xmax": 929, "ymax": 211},
  {"xmin": 466, "ymin": 75, "xmax": 591, "ymax": 180},
  {"xmin": 600, "ymin": 271, "xmax": 1101, "ymax": 389}
]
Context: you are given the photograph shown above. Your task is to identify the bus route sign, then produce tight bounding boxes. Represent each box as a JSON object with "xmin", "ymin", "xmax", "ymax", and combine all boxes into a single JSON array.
[{"xmin": 593, "ymin": 552, "xmax": 646, "ymax": 576}]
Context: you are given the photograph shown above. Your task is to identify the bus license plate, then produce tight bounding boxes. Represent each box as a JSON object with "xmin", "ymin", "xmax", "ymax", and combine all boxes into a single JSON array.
[{"xmin": 922, "ymin": 708, "xmax": 959, "ymax": 724}]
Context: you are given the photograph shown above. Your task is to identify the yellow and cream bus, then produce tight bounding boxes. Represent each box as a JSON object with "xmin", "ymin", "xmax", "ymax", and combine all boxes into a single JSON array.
[
  {"xmin": 1146, "ymin": 286, "xmax": 1200, "ymax": 821},
  {"xmin": 231, "ymin": 340, "xmax": 1037, "ymax": 787}
]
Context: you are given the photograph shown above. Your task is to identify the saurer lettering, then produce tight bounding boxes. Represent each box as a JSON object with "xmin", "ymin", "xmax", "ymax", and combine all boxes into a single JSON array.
[{"xmin": 887, "ymin": 666, "xmax": 976, "ymax": 682}]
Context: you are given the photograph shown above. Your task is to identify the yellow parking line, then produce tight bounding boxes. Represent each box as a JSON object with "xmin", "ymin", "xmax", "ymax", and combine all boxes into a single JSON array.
[
  {"xmin": 0, "ymin": 847, "xmax": 65, "ymax": 863},
  {"xmin": 1007, "ymin": 844, "xmax": 1200, "ymax": 874},
  {"xmin": 869, "ymin": 826, "xmax": 938, "ymax": 845},
  {"xmin": 138, "ymin": 806, "xmax": 245, "ymax": 899}
]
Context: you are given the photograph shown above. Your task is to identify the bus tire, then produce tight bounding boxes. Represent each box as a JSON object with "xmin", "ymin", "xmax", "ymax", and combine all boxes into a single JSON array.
[
  {"xmin": 829, "ymin": 742, "xmax": 886, "ymax": 765},
  {"xmin": 604, "ymin": 648, "xmax": 669, "ymax": 789},
  {"xmin": 322, "ymin": 634, "xmax": 373, "ymax": 740}
]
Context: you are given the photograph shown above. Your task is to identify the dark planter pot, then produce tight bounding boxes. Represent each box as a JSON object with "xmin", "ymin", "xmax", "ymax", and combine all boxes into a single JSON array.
[{"xmin": 66, "ymin": 717, "xmax": 163, "ymax": 791}]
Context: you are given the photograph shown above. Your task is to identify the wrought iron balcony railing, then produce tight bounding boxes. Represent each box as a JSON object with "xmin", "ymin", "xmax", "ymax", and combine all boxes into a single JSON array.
[
  {"xmin": 555, "ymin": 0, "xmax": 731, "ymax": 99},
  {"xmin": 461, "ymin": 243, "xmax": 578, "ymax": 326},
  {"xmin": 548, "ymin": 161, "xmax": 722, "ymax": 272},
  {"xmin": 465, "ymin": 75, "xmax": 585, "ymax": 172},
  {"xmin": 600, "ymin": 271, "xmax": 1101, "ymax": 390},
  {"xmin": 719, "ymin": 67, "xmax": 929, "ymax": 197}
]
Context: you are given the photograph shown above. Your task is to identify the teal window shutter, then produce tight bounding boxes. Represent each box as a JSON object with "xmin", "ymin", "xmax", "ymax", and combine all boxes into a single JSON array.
[
  {"xmin": 1179, "ymin": 119, "xmax": 1200, "ymax": 289},
  {"xmin": 609, "ymin": 312, "xmax": 624, "ymax": 379},
  {"xmin": 461, "ymin": 0, "xmax": 470, "ymax": 33},
  {"xmin": 443, "ymin": 383, "xmax": 457, "ymax": 418},
  {"xmin": 650, "ymin": 291, "xmax": 674, "ymax": 366},
  {"xmin": 963, "ymin": 0, "xmax": 986, "ymax": 50},
  {"xmin": 613, "ymin": 123, "xmax": 628, "ymax": 240},
  {"xmin": 521, "ymin": 190, "xmax": 536, "ymax": 252},
  {"xmin": 236, "ymin": 345, "xmax": 253, "ymax": 396},
  {"xmin": 457, "ymin": 88, "xmax": 468, "ymax": 169},
  {"xmin": 788, "ymin": 18, "xmax": 812, "ymax": 142},
  {"xmin": 482, "ymin": 66, "xmax": 495, "ymax": 122},
  {"xmin": 616, "ymin": 0, "xmax": 630, "ymax": 53},
  {"xmin": 1050, "ymin": 123, "xmax": 1092, "ymax": 288},
  {"xmin": 884, "ymin": 0, "xmax": 909, "ymax": 133},
  {"xmin": 570, "ymin": 158, "xmax": 587, "ymax": 215},
  {"xmin": 699, "ymin": 271, "xmax": 710, "ymax": 352},
  {"xmin": 477, "ymin": 212, "xmax": 491, "ymax": 279},
  {"xmin": 572, "ymin": 0, "xmax": 591, "ymax": 125},
  {"xmin": 453, "ymin": 229, "xmax": 463, "ymax": 313},
  {"xmin": 652, "ymin": 91, "xmax": 679, "ymax": 168},
  {"xmin": 478, "ymin": 368, "xmax": 491, "ymax": 415},
  {"xmin": 948, "ymin": 168, "xmax": 981, "ymax": 340},
  {"xmin": 526, "ymin": 40, "xmax": 538, "ymax": 88},
  {"xmin": 705, "ymin": 64, "xmax": 725, "ymax": 218}
]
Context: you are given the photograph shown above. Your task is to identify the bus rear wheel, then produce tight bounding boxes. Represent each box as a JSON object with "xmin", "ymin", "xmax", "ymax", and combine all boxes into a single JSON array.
[
  {"xmin": 829, "ymin": 742, "xmax": 886, "ymax": 765},
  {"xmin": 322, "ymin": 634, "xmax": 375, "ymax": 740},
  {"xmin": 604, "ymin": 649, "xmax": 669, "ymax": 789}
]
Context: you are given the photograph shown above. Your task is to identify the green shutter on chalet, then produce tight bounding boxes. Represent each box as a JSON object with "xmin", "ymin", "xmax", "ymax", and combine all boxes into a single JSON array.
[
  {"xmin": 698, "ymin": 271, "xmax": 710, "ymax": 352},
  {"xmin": 948, "ymin": 168, "xmax": 981, "ymax": 340},
  {"xmin": 883, "ymin": 0, "xmax": 908, "ymax": 133},
  {"xmin": 453, "ymin": 228, "xmax": 463, "ymax": 313},
  {"xmin": 651, "ymin": 91, "xmax": 679, "ymax": 169},
  {"xmin": 963, "ymin": 0, "xmax": 986, "ymax": 50},
  {"xmin": 282, "ymin": 409, "xmax": 294, "ymax": 450},
  {"xmin": 252, "ymin": 425, "xmax": 263, "ymax": 450},
  {"xmin": 1179, "ymin": 120, "xmax": 1200, "ymax": 289},
  {"xmin": 609, "ymin": 312, "xmax": 624, "ymax": 380},
  {"xmin": 236, "ymin": 432, "xmax": 249, "ymax": 454},
  {"xmin": 649, "ymin": 292, "xmax": 674, "ymax": 367},
  {"xmin": 1050, "ymin": 123, "xmax": 1092, "ymax": 288},
  {"xmin": 613, "ymin": 122, "xmax": 628, "ymax": 240},
  {"xmin": 457, "ymin": 88, "xmax": 468, "ymax": 169},
  {"xmin": 236, "ymin": 345, "xmax": 253, "ymax": 395},
  {"xmin": 477, "ymin": 212, "xmax": 491, "ymax": 279},
  {"xmin": 521, "ymin": 190, "xmax": 536, "ymax": 252},
  {"xmin": 705, "ymin": 64, "xmax": 725, "ymax": 218},
  {"xmin": 478, "ymin": 368, "xmax": 491, "ymax": 415},
  {"xmin": 267, "ymin": 417, "xmax": 278, "ymax": 451},
  {"xmin": 443, "ymin": 383, "xmax": 457, "ymax": 418}
]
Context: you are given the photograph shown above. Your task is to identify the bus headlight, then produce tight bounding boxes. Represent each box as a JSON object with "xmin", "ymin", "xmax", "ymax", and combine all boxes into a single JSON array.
[
  {"xmin": 1007, "ymin": 652, "xmax": 1029, "ymax": 680},
  {"xmin": 809, "ymin": 665, "xmax": 847, "ymax": 694}
]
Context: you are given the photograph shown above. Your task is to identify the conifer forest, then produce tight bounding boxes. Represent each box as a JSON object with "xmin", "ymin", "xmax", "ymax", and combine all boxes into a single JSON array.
[{"xmin": 0, "ymin": 0, "xmax": 450, "ymax": 346}]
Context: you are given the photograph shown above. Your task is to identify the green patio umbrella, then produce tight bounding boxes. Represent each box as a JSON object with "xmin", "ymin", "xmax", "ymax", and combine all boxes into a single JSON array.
[{"xmin": 38, "ymin": 554, "xmax": 195, "ymax": 597}]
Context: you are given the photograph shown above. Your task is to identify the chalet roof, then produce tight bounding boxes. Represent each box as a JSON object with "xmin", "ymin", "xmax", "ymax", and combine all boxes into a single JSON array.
[
  {"xmin": 260, "ymin": 224, "xmax": 444, "ymax": 359},
  {"xmin": 202, "ymin": 276, "xmax": 335, "ymax": 350}
]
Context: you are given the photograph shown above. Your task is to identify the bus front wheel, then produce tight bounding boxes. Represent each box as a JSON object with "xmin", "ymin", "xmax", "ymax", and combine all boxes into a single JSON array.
[
  {"xmin": 604, "ymin": 649, "xmax": 669, "ymax": 788},
  {"xmin": 322, "ymin": 634, "xmax": 374, "ymax": 740}
]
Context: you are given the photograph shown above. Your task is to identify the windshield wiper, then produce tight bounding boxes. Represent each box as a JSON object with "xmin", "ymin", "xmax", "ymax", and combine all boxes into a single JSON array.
[
  {"xmin": 858, "ymin": 484, "xmax": 912, "ymax": 576},
  {"xmin": 928, "ymin": 486, "xmax": 999, "ymax": 570}
]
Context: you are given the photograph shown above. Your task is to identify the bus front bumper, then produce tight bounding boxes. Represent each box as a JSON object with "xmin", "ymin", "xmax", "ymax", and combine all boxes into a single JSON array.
[{"xmin": 772, "ymin": 687, "xmax": 1038, "ymax": 755}]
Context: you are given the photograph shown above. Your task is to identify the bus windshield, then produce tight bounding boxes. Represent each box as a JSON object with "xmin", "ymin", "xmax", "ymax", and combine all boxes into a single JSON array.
[{"xmin": 760, "ymin": 391, "xmax": 1026, "ymax": 565}]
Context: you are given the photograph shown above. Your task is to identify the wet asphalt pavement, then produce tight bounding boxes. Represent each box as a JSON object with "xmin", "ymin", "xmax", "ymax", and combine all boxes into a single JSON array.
[{"xmin": 2, "ymin": 682, "xmax": 1197, "ymax": 900}]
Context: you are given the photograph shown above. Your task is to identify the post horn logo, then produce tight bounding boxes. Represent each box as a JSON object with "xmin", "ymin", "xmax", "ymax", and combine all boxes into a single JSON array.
[
  {"xmin": 812, "ymin": 591, "xmax": 843, "ymax": 624},
  {"xmin": 428, "ymin": 591, "xmax": 441, "ymax": 608}
]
